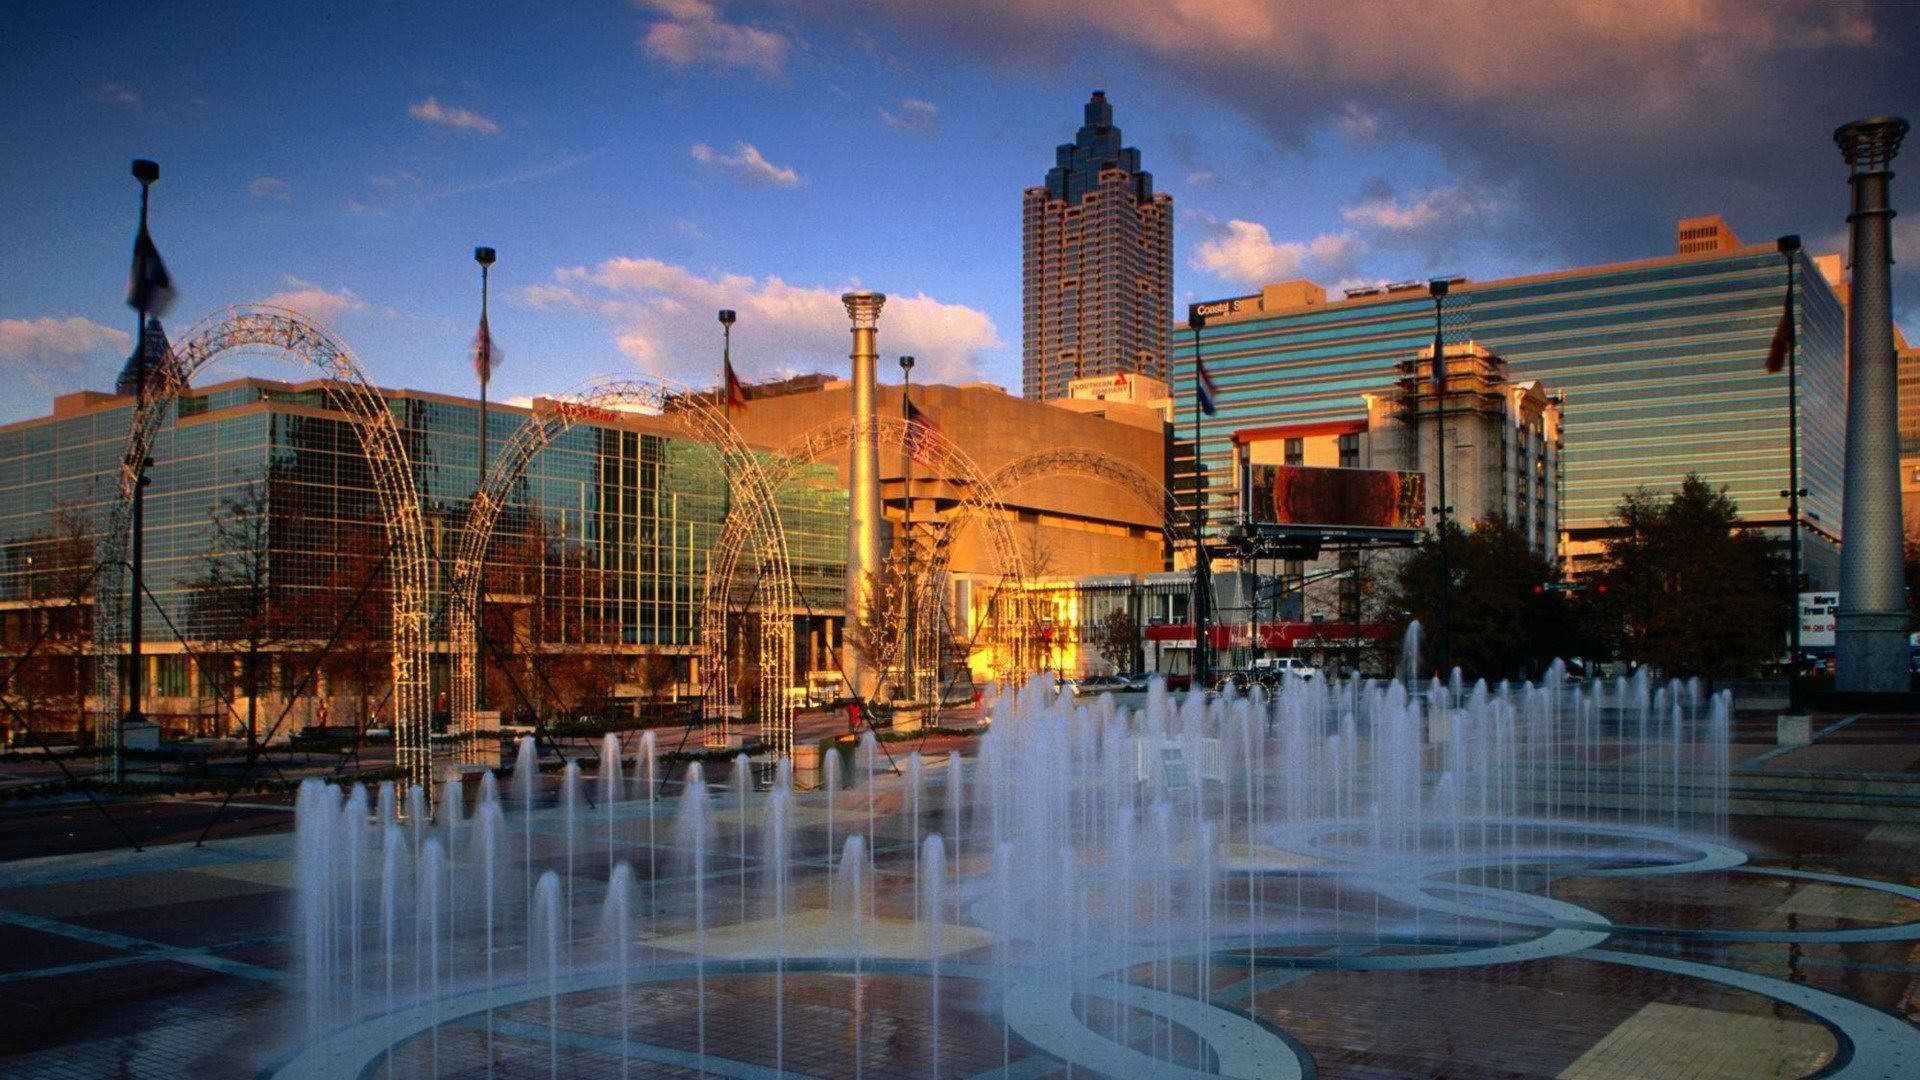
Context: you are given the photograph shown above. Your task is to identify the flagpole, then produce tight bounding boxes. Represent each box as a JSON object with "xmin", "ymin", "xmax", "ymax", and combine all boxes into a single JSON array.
[
  {"xmin": 123, "ymin": 159, "xmax": 159, "ymax": 771},
  {"xmin": 1780, "ymin": 234, "xmax": 1803, "ymax": 707},
  {"xmin": 1188, "ymin": 307, "xmax": 1212, "ymax": 691},
  {"xmin": 717, "ymin": 309, "xmax": 735, "ymax": 742},
  {"xmin": 474, "ymin": 246, "xmax": 495, "ymax": 716},
  {"xmin": 899, "ymin": 355, "xmax": 916, "ymax": 704},
  {"xmin": 1429, "ymin": 278, "xmax": 1452, "ymax": 680}
]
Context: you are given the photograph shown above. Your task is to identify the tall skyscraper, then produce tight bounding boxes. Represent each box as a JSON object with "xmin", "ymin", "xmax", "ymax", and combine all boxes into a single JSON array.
[{"xmin": 1022, "ymin": 91, "xmax": 1173, "ymax": 400}]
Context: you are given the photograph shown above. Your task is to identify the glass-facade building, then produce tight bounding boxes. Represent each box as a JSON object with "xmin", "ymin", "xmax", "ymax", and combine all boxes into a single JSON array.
[
  {"xmin": 1173, "ymin": 235, "xmax": 1847, "ymax": 582},
  {"xmin": 0, "ymin": 378, "xmax": 848, "ymax": 732}
]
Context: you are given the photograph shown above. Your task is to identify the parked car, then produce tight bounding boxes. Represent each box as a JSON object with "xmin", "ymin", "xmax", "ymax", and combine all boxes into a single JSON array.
[{"xmin": 1073, "ymin": 674, "xmax": 1133, "ymax": 695}]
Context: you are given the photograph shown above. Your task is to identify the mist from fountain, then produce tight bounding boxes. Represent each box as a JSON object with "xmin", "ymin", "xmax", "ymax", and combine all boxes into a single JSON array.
[{"xmin": 287, "ymin": 623, "xmax": 1735, "ymax": 1077}]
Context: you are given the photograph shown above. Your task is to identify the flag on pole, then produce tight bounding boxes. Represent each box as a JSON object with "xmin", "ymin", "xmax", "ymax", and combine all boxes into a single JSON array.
[
  {"xmin": 125, "ymin": 225, "xmax": 174, "ymax": 318},
  {"xmin": 1766, "ymin": 307, "xmax": 1794, "ymax": 373},
  {"xmin": 471, "ymin": 312, "xmax": 503, "ymax": 384},
  {"xmin": 723, "ymin": 353, "xmax": 747, "ymax": 414},
  {"xmin": 905, "ymin": 398, "xmax": 940, "ymax": 452},
  {"xmin": 1195, "ymin": 353, "xmax": 1220, "ymax": 416}
]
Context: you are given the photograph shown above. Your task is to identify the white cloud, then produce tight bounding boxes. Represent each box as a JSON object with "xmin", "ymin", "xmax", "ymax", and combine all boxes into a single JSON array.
[
  {"xmin": 371, "ymin": 169, "xmax": 422, "ymax": 189},
  {"xmin": 1341, "ymin": 184, "xmax": 1501, "ymax": 233},
  {"xmin": 93, "ymin": 82, "xmax": 139, "ymax": 107},
  {"xmin": 0, "ymin": 317, "xmax": 131, "ymax": 380},
  {"xmin": 260, "ymin": 276, "xmax": 368, "ymax": 322},
  {"xmin": 524, "ymin": 256, "xmax": 999, "ymax": 384},
  {"xmin": 1185, "ymin": 169, "xmax": 1220, "ymax": 187},
  {"xmin": 880, "ymin": 98, "xmax": 939, "ymax": 137},
  {"xmin": 690, "ymin": 141, "xmax": 800, "ymax": 187},
  {"xmin": 407, "ymin": 96, "xmax": 502, "ymax": 136},
  {"xmin": 247, "ymin": 176, "xmax": 292, "ymax": 203},
  {"xmin": 1190, "ymin": 218, "xmax": 1358, "ymax": 286},
  {"xmin": 639, "ymin": 0, "xmax": 792, "ymax": 80},
  {"xmin": 1336, "ymin": 101, "xmax": 1381, "ymax": 141}
]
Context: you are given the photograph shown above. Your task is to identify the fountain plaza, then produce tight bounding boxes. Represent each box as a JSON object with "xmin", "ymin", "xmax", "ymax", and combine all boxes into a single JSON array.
[{"xmin": 3, "ymin": 652, "xmax": 1920, "ymax": 1079}]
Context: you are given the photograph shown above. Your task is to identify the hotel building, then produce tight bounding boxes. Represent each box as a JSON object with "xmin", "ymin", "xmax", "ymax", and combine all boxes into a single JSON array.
[{"xmin": 1175, "ymin": 215, "xmax": 1849, "ymax": 584}]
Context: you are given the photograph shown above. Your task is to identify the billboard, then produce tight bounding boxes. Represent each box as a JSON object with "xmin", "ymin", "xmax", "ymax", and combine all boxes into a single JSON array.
[
  {"xmin": 1246, "ymin": 464, "xmax": 1426, "ymax": 531},
  {"xmin": 1798, "ymin": 591, "xmax": 1837, "ymax": 649}
]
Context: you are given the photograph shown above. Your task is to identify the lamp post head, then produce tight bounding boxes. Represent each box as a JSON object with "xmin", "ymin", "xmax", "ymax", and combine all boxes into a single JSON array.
[
  {"xmin": 131, "ymin": 159, "xmax": 158, "ymax": 184},
  {"xmin": 718, "ymin": 309, "xmax": 736, "ymax": 326},
  {"xmin": 1429, "ymin": 278, "xmax": 1450, "ymax": 299},
  {"xmin": 474, "ymin": 246, "xmax": 496, "ymax": 267},
  {"xmin": 1778, "ymin": 234, "xmax": 1802, "ymax": 255},
  {"xmin": 898, "ymin": 355, "xmax": 914, "ymax": 372},
  {"xmin": 1835, "ymin": 117, "xmax": 1908, "ymax": 172},
  {"xmin": 1187, "ymin": 303, "xmax": 1207, "ymax": 329}
]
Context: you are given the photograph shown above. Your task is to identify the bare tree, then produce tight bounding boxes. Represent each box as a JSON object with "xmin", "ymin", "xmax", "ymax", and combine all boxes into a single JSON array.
[
  {"xmin": 1091, "ymin": 607, "xmax": 1141, "ymax": 676},
  {"xmin": 187, "ymin": 481, "xmax": 297, "ymax": 748},
  {"xmin": 1, "ymin": 505, "xmax": 98, "ymax": 744}
]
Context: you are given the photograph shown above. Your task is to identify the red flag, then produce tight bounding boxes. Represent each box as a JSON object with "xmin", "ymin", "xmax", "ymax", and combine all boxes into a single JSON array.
[
  {"xmin": 1766, "ymin": 308, "xmax": 1793, "ymax": 373},
  {"xmin": 723, "ymin": 355, "xmax": 747, "ymax": 414}
]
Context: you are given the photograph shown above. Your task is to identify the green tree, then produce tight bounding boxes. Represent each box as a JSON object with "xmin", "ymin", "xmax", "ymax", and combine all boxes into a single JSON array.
[
  {"xmin": 1596, "ymin": 474, "xmax": 1787, "ymax": 679},
  {"xmin": 1387, "ymin": 516, "xmax": 1567, "ymax": 681}
]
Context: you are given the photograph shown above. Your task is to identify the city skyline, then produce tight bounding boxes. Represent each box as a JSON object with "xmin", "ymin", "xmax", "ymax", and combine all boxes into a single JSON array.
[{"xmin": 1, "ymin": 1, "xmax": 1915, "ymax": 425}]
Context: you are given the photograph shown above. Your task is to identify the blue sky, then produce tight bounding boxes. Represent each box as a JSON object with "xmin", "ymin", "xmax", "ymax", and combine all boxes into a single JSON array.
[{"xmin": 1, "ymin": 1, "xmax": 1913, "ymax": 423}]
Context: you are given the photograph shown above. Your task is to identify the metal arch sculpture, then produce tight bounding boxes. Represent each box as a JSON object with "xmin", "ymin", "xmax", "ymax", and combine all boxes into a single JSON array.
[
  {"xmin": 446, "ymin": 374, "xmax": 797, "ymax": 757},
  {"xmin": 708, "ymin": 414, "xmax": 1041, "ymax": 692},
  {"xmin": 984, "ymin": 447, "xmax": 1186, "ymax": 552},
  {"xmin": 90, "ymin": 307, "xmax": 435, "ymax": 790}
]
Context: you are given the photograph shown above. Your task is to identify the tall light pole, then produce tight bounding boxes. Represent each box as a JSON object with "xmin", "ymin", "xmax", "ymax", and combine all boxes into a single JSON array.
[
  {"xmin": 473, "ymin": 246, "xmax": 495, "ymax": 715},
  {"xmin": 842, "ymin": 292, "xmax": 888, "ymax": 703},
  {"xmin": 123, "ymin": 158, "xmax": 160, "ymax": 774},
  {"xmin": 1778, "ymin": 234, "xmax": 1804, "ymax": 706},
  {"xmin": 1188, "ymin": 311, "xmax": 1212, "ymax": 690},
  {"xmin": 1833, "ymin": 117, "xmax": 1910, "ymax": 692},
  {"xmin": 1429, "ymin": 278, "xmax": 1453, "ymax": 680},
  {"xmin": 899, "ymin": 355, "xmax": 916, "ymax": 704}
]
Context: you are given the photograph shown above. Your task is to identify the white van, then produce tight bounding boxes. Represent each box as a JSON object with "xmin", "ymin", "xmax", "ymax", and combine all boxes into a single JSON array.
[{"xmin": 1252, "ymin": 656, "xmax": 1322, "ymax": 680}]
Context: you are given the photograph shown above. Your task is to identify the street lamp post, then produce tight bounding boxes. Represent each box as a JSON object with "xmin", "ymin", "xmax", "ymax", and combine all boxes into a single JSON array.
[
  {"xmin": 1189, "ymin": 313, "xmax": 1212, "ymax": 690},
  {"xmin": 899, "ymin": 354, "xmax": 916, "ymax": 704},
  {"xmin": 124, "ymin": 158, "xmax": 160, "ymax": 770},
  {"xmin": 1778, "ymin": 234, "xmax": 1804, "ymax": 707},
  {"xmin": 473, "ymin": 245, "xmax": 495, "ymax": 714},
  {"xmin": 1429, "ymin": 279, "xmax": 1453, "ymax": 680}
]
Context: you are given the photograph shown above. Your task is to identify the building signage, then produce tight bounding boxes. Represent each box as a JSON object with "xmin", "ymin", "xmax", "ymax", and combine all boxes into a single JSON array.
[
  {"xmin": 1193, "ymin": 296, "xmax": 1258, "ymax": 320},
  {"xmin": 1798, "ymin": 591, "xmax": 1838, "ymax": 648},
  {"xmin": 1246, "ymin": 464, "xmax": 1426, "ymax": 530}
]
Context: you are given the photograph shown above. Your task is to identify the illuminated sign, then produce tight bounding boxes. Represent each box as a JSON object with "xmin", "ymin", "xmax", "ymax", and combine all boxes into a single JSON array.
[
  {"xmin": 546, "ymin": 400, "xmax": 626, "ymax": 426},
  {"xmin": 1193, "ymin": 296, "xmax": 1259, "ymax": 320},
  {"xmin": 1246, "ymin": 464, "xmax": 1426, "ymax": 530}
]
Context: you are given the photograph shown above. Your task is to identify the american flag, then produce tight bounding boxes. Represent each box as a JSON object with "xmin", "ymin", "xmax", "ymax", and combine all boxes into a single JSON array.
[
  {"xmin": 723, "ymin": 354, "xmax": 747, "ymax": 414},
  {"xmin": 1195, "ymin": 354, "xmax": 1219, "ymax": 416},
  {"xmin": 905, "ymin": 397, "xmax": 939, "ymax": 451}
]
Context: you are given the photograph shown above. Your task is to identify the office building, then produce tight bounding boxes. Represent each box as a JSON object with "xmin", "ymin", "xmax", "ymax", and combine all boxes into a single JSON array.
[
  {"xmin": 1175, "ymin": 215, "xmax": 1848, "ymax": 584},
  {"xmin": 1022, "ymin": 92, "xmax": 1174, "ymax": 400}
]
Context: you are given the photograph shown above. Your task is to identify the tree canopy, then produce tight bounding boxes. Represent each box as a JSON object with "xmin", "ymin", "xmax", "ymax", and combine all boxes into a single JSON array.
[
  {"xmin": 1387, "ymin": 516, "xmax": 1573, "ymax": 681},
  {"xmin": 1595, "ymin": 474, "xmax": 1787, "ymax": 679}
]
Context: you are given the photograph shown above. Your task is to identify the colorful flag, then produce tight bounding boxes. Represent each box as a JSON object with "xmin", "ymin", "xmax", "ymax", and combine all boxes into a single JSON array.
[
  {"xmin": 471, "ymin": 312, "xmax": 503, "ymax": 383},
  {"xmin": 1766, "ymin": 308, "xmax": 1794, "ymax": 373},
  {"xmin": 125, "ymin": 225, "xmax": 173, "ymax": 318},
  {"xmin": 1195, "ymin": 354, "xmax": 1219, "ymax": 416},
  {"xmin": 723, "ymin": 354, "xmax": 747, "ymax": 414},
  {"xmin": 905, "ymin": 398, "xmax": 939, "ymax": 451}
]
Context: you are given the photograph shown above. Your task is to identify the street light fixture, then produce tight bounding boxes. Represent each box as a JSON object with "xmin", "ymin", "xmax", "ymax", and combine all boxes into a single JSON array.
[{"xmin": 899, "ymin": 355, "xmax": 916, "ymax": 704}]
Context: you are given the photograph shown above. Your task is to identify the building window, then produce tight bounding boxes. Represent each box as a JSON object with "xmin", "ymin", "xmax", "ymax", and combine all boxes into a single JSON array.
[
  {"xmin": 1284, "ymin": 438, "xmax": 1304, "ymax": 466},
  {"xmin": 1338, "ymin": 433, "xmax": 1359, "ymax": 468}
]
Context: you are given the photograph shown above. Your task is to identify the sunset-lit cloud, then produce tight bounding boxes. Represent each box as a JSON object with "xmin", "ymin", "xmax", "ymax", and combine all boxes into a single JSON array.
[{"xmin": 525, "ymin": 256, "xmax": 998, "ymax": 384}]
